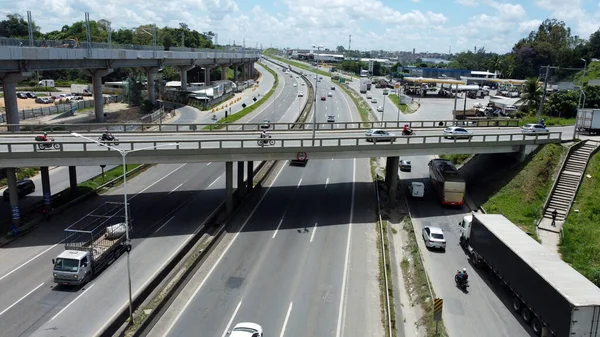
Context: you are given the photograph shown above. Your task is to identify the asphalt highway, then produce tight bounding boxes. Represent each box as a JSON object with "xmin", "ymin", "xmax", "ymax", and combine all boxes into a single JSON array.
[
  {"xmin": 147, "ymin": 73, "xmax": 384, "ymax": 337},
  {"xmin": 0, "ymin": 62, "xmax": 306, "ymax": 336}
]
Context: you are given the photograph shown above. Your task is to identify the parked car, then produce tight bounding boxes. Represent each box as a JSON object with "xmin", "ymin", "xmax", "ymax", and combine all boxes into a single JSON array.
[
  {"xmin": 399, "ymin": 159, "xmax": 412, "ymax": 172},
  {"xmin": 227, "ymin": 322, "xmax": 263, "ymax": 337},
  {"xmin": 3, "ymin": 179, "xmax": 35, "ymax": 200},
  {"xmin": 17, "ymin": 92, "xmax": 28, "ymax": 99},
  {"xmin": 365, "ymin": 129, "xmax": 396, "ymax": 142},
  {"xmin": 443, "ymin": 126, "xmax": 473, "ymax": 139},
  {"xmin": 521, "ymin": 123, "xmax": 549, "ymax": 135},
  {"xmin": 25, "ymin": 92, "xmax": 37, "ymax": 98},
  {"xmin": 35, "ymin": 97, "xmax": 45, "ymax": 103},
  {"xmin": 422, "ymin": 226, "xmax": 446, "ymax": 250},
  {"xmin": 377, "ymin": 106, "xmax": 384, "ymax": 112}
]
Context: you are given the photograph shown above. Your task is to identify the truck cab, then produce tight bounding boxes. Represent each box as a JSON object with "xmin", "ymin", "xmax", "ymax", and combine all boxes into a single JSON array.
[
  {"xmin": 459, "ymin": 214, "xmax": 473, "ymax": 244},
  {"xmin": 52, "ymin": 250, "xmax": 91, "ymax": 286}
]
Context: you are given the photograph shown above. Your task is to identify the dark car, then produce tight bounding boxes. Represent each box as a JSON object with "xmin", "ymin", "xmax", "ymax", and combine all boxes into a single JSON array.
[
  {"xmin": 3, "ymin": 179, "xmax": 35, "ymax": 200},
  {"xmin": 25, "ymin": 92, "xmax": 37, "ymax": 98},
  {"xmin": 290, "ymin": 158, "xmax": 308, "ymax": 166},
  {"xmin": 321, "ymin": 96, "xmax": 326, "ymax": 101},
  {"xmin": 17, "ymin": 92, "xmax": 28, "ymax": 99}
]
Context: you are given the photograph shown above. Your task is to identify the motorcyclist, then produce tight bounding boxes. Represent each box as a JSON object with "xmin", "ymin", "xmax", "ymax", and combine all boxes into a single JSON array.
[
  {"xmin": 39, "ymin": 132, "xmax": 49, "ymax": 142},
  {"xmin": 402, "ymin": 124, "xmax": 413, "ymax": 135},
  {"xmin": 101, "ymin": 129, "xmax": 113, "ymax": 141},
  {"xmin": 261, "ymin": 130, "xmax": 268, "ymax": 139},
  {"xmin": 458, "ymin": 268, "xmax": 468, "ymax": 283}
]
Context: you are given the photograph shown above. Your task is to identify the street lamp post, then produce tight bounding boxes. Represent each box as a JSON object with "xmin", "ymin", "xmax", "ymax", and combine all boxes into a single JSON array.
[
  {"xmin": 71, "ymin": 132, "xmax": 177, "ymax": 325},
  {"xmin": 575, "ymin": 59, "xmax": 588, "ymax": 139},
  {"xmin": 311, "ymin": 44, "xmax": 322, "ymax": 143}
]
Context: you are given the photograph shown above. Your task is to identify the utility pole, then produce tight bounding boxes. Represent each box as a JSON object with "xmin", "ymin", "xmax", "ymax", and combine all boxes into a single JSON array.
[
  {"xmin": 537, "ymin": 65, "xmax": 559, "ymax": 124},
  {"xmin": 348, "ymin": 35, "xmax": 351, "ymax": 51}
]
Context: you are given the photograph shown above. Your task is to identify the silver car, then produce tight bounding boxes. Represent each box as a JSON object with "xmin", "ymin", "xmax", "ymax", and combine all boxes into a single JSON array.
[
  {"xmin": 422, "ymin": 226, "xmax": 446, "ymax": 250},
  {"xmin": 443, "ymin": 126, "xmax": 472, "ymax": 139},
  {"xmin": 521, "ymin": 123, "xmax": 549, "ymax": 135},
  {"xmin": 377, "ymin": 106, "xmax": 384, "ymax": 112},
  {"xmin": 365, "ymin": 129, "xmax": 396, "ymax": 142}
]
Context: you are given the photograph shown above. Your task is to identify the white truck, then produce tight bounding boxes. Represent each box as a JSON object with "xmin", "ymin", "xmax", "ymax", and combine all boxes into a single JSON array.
[
  {"xmin": 577, "ymin": 109, "xmax": 600, "ymax": 135},
  {"xmin": 71, "ymin": 84, "xmax": 93, "ymax": 96},
  {"xmin": 459, "ymin": 212, "xmax": 600, "ymax": 337},
  {"xmin": 52, "ymin": 202, "xmax": 131, "ymax": 286},
  {"xmin": 37, "ymin": 79, "xmax": 55, "ymax": 87}
]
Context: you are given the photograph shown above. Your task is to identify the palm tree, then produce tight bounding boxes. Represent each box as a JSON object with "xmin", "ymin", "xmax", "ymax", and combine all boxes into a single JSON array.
[{"xmin": 516, "ymin": 77, "xmax": 542, "ymax": 112}]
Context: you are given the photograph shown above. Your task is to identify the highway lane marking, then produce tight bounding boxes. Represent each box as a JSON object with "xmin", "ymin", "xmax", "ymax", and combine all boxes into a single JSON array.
[
  {"xmin": 0, "ymin": 244, "xmax": 62, "ymax": 282},
  {"xmin": 272, "ymin": 206, "xmax": 290, "ymax": 239},
  {"xmin": 161, "ymin": 161, "xmax": 288, "ymax": 336},
  {"xmin": 130, "ymin": 163, "xmax": 186, "ymax": 200},
  {"xmin": 208, "ymin": 176, "xmax": 221, "ymax": 188},
  {"xmin": 221, "ymin": 300, "xmax": 243, "ymax": 337},
  {"xmin": 168, "ymin": 183, "xmax": 183, "ymax": 195},
  {"xmin": 51, "ymin": 284, "xmax": 95, "ymax": 321},
  {"xmin": 207, "ymin": 162, "xmax": 211, "ymax": 166},
  {"xmin": 154, "ymin": 216, "xmax": 175, "ymax": 234},
  {"xmin": 336, "ymin": 158, "xmax": 356, "ymax": 337},
  {"xmin": 297, "ymin": 178, "xmax": 302, "ymax": 188},
  {"xmin": 279, "ymin": 301, "xmax": 293, "ymax": 337},
  {"xmin": 325, "ymin": 177, "xmax": 330, "ymax": 188},
  {"xmin": 310, "ymin": 223, "xmax": 318, "ymax": 243},
  {"xmin": 0, "ymin": 282, "xmax": 44, "ymax": 317}
]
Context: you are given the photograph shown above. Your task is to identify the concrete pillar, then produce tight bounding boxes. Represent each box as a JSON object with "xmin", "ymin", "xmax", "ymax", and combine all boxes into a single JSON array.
[
  {"xmin": 145, "ymin": 67, "xmax": 159, "ymax": 103},
  {"xmin": 203, "ymin": 65, "xmax": 216, "ymax": 87},
  {"xmin": 178, "ymin": 65, "xmax": 195, "ymax": 91},
  {"xmin": 6, "ymin": 168, "xmax": 20, "ymax": 227},
  {"xmin": 81, "ymin": 68, "xmax": 114, "ymax": 123},
  {"xmin": 1, "ymin": 72, "xmax": 30, "ymax": 131},
  {"xmin": 68, "ymin": 166, "xmax": 77, "ymax": 194},
  {"xmin": 226, "ymin": 161, "xmax": 233, "ymax": 214},
  {"xmin": 237, "ymin": 161, "xmax": 244, "ymax": 195},
  {"xmin": 234, "ymin": 65, "xmax": 239, "ymax": 82},
  {"xmin": 247, "ymin": 161, "xmax": 254, "ymax": 193},
  {"xmin": 386, "ymin": 157, "xmax": 399, "ymax": 205},
  {"xmin": 221, "ymin": 65, "xmax": 228, "ymax": 81},
  {"xmin": 41, "ymin": 166, "xmax": 51, "ymax": 214}
]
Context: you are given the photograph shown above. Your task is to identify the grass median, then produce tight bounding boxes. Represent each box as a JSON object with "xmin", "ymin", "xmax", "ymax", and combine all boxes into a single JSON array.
[
  {"xmin": 439, "ymin": 154, "xmax": 471, "ymax": 166},
  {"xmin": 336, "ymin": 82, "xmax": 371, "ymax": 125},
  {"xmin": 0, "ymin": 167, "xmax": 40, "ymax": 188},
  {"xmin": 387, "ymin": 94, "xmax": 410, "ymax": 114},
  {"xmin": 521, "ymin": 115, "xmax": 576, "ymax": 126},
  {"xmin": 560, "ymin": 150, "xmax": 600, "ymax": 287},
  {"xmin": 204, "ymin": 62, "xmax": 278, "ymax": 130}
]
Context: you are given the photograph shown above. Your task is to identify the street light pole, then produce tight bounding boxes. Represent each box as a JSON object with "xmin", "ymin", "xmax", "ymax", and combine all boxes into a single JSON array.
[
  {"xmin": 70, "ymin": 133, "xmax": 177, "ymax": 325},
  {"xmin": 575, "ymin": 59, "xmax": 587, "ymax": 139},
  {"xmin": 311, "ymin": 44, "xmax": 322, "ymax": 143}
]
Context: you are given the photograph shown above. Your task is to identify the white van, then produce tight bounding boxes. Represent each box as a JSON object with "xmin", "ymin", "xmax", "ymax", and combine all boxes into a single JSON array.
[{"xmin": 408, "ymin": 182, "xmax": 425, "ymax": 198}]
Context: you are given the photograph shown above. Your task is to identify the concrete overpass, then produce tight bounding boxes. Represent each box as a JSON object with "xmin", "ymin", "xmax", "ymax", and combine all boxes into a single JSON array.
[{"xmin": 0, "ymin": 46, "xmax": 260, "ymax": 127}]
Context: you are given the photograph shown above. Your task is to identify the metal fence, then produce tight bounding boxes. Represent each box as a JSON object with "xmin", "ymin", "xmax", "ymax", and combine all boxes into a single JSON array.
[{"xmin": 0, "ymin": 95, "xmax": 122, "ymax": 123}]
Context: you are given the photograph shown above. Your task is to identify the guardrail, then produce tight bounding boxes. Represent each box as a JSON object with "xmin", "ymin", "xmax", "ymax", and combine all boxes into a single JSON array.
[
  {"xmin": 0, "ymin": 132, "xmax": 564, "ymax": 154},
  {"xmin": 0, "ymin": 119, "xmax": 521, "ymax": 134}
]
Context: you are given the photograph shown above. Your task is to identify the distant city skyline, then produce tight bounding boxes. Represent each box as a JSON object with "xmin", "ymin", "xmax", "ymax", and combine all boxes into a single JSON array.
[{"xmin": 1, "ymin": 0, "xmax": 599, "ymax": 54}]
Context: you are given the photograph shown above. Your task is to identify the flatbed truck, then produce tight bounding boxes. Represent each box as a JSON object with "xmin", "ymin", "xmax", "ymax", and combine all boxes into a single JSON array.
[
  {"xmin": 459, "ymin": 212, "xmax": 600, "ymax": 337},
  {"xmin": 52, "ymin": 202, "xmax": 131, "ymax": 286}
]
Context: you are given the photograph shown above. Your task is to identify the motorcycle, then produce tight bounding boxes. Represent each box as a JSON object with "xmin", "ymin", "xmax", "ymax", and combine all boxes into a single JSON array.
[
  {"xmin": 257, "ymin": 135, "xmax": 275, "ymax": 146},
  {"xmin": 35, "ymin": 137, "xmax": 61, "ymax": 150},
  {"xmin": 455, "ymin": 271, "xmax": 469, "ymax": 290},
  {"xmin": 402, "ymin": 129, "xmax": 415, "ymax": 136},
  {"xmin": 98, "ymin": 135, "xmax": 120, "ymax": 146}
]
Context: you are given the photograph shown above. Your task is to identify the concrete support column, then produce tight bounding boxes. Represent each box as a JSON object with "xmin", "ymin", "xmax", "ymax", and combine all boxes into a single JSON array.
[
  {"xmin": 41, "ymin": 166, "xmax": 51, "ymax": 214},
  {"xmin": 221, "ymin": 65, "xmax": 228, "ymax": 81},
  {"xmin": 145, "ymin": 67, "xmax": 159, "ymax": 103},
  {"xmin": 1, "ymin": 72, "xmax": 30, "ymax": 131},
  {"xmin": 386, "ymin": 156, "xmax": 399, "ymax": 205},
  {"xmin": 68, "ymin": 166, "xmax": 77, "ymax": 194},
  {"xmin": 226, "ymin": 161, "xmax": 233, "ymax": 214},
  {"xmin": 178, "ymin": 65, "xmax": 196, "ymax": 91},
  {"xmin": 247, "ymin": 161, "xmax": 254, "ymax": 193},
  {"xmin": 251, "ymin": 62, "xmax": 255, "ymax": 79},
  {"xmin": 81, "ymin": 68, "xmax": 114, "ymax": 123},
  {"xmin": 237, "ymin": 161, "xmax": 244, "ymax": 195},
  {"xmin": 6, "ymin": 168, "xmax": 20, "ymax": 228},
  {"xmin": 234, "ymin": 65, "xmax": 239, "ymax": 82},
  {"xmin": 203, "ymin": 65, "xmax": 216, "ymax": 87}
]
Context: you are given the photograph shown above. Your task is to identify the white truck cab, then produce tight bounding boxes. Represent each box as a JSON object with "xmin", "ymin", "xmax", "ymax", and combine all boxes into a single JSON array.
[
  {"xmin": 52, "ymin": 250, "xmax": 92, "ymax": 286},
  {"xmin": 408, "ymin": 182, "xmax": 424, "ymax": 198},
  {"xmin": 459, "ymin": 213, "xmax": 474, "ymax": 245}
]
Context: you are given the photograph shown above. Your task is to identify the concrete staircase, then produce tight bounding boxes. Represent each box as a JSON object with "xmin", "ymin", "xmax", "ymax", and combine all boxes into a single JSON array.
[{"xmin": 543, "ymin": 141, "xmax": 599, "ymax": 222}]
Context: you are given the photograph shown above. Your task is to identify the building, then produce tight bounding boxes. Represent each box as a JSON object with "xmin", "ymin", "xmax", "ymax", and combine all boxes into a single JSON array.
[
  {"xmin": 399, "ymin": 66, "xmax": 470, "ymax": 80},
  {"xmin": 470, "ymin": 70, "xmax": 500, "ymax": 79}
]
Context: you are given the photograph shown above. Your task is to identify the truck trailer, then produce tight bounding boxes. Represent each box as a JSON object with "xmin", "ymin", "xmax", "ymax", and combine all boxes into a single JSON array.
[
  {"xmin": 71, "ymin": 84, "xmax": 93, "ymax": 96},
  {"xmin": 428, "ymin": 159, "xmax": 466, "ymax": 206},
  {"xmin": 52, "ymin": 202, "xmax": 131, "ymax": 286},
  {"xmin": 459, "ymin": 213, "xmax": 600, "ymax": 337},
  {"xmin": 577, "ymin": 109, "xmax": 600, "ymax": 135}
]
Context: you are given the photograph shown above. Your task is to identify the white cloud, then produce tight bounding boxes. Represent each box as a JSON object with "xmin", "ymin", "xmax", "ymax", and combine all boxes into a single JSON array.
[
  {"xmin": 489, "ymin": 2, "xmax": 526, "ymax": 19},
  {"xmin": 456, "ymin": 0, "xmax": 479, "ymax": 6},
  {"xmin": 519, "ymin": 19, "xmax": 542, "ymax": 33}
]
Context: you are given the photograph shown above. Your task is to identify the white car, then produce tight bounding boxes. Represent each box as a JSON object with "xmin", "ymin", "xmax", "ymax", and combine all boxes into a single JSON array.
[
  {"xmin": 521, "ymin": 123, "xmax": 549, "ymax": 135},
  {"xmin": 327, "ymin": 92, "xmax": 333, "ymax": 97},
  {"xmin": 301, "ymin": 82, "xmax": 305, "ymax": 86},
  {"xmin": 228, "ymin": 322, "xmax": 263, "ymax": 337},
  {"xmin": 365, "ymin": 129, "xmax": 396, "ymax": 142},
  {"xmin": 327, "ymin": 115, "xmax": 335, "ymax": 122},
  {"xmin": 422, "ymin": 226, "xmax": 446, "ymax": 250},
  {"xmin": 298, "ymin": 92, "xmax": 304, "ymax": 97},
  {"xmin": 366, "ymin": 94, "xmax": 372, "ymax": 99},
  {"xmin": 377, "ymin": 106, "xmax": 384, "ymax": 112},
  {"xmin": 293, "ymin": 83, "xmax": 297, "ymax": 87},
  {"xmin": 371, "ymin": 98, "xmax": 377, "ymax": 103},
  {"xmin": 443, "ymin": 126, "xmax": 472, "ymax": 139}
]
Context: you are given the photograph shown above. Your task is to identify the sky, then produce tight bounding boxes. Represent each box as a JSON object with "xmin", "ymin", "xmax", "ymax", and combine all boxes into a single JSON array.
[{"xmin": 1, "ymin": 0, "xmax": 599, "ymax": 54}]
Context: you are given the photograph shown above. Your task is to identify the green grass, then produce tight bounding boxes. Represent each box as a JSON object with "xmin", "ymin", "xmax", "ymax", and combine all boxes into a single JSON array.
[
  {"xmin": 79, "ymin": 164, "xmax": 141, "ymax": 190},
  {"xmin": 560, "ymin": 150, "xmax": 600, "ymax": 287},
  {"xmin": 336, "ymin": 82, "xmax": 371, "ymax": 125},
  {"xmin": 271, "ymin": 56, "xmax": 331, "ymax": 78},
  {"xmin": 387, "ymin": 94, "xmax": 410, "ymax": 113},
  {"xmin": 521, "ymin": 115, "xmax": 576, "ymax": 126},
  {"xmin": 376, "ymin": 220, "xmax": 397, "ymax": 337},
  {"xmin": 0, "ymin": 168, "xmax": 41, "ymax": 188},
  {"xmin": 572, "ymin": 60, "xmax": 600, "ymax": 85},
  {"xmin": 439, "ymin": 154, "xmax": 472, "ymax": 166},
  {"xmin": 204, "ymin": 62, "xmax": 278, "ymax": 129},
  {"xmin": 483, "ymin": 144, "xmax": 565, "ymax": 235}
]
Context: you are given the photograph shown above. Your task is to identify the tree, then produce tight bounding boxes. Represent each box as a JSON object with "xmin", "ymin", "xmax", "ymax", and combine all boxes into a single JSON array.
[
  {"xmin": 544, "ymin": 90, "xmax": 579, "ymax": 117},
  {"xmin": 0, "ymin": 14, "xmax": 39, "ymax": 38},
  {"xmin": 516, "ymin": 77, "xmax": 543, "ymax": 112},
  {"xmin": 336, "ymin": 45, "xmax": 345, "ymax": 53}
]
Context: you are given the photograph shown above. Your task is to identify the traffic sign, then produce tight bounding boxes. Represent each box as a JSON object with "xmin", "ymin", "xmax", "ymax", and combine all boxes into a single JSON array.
[
  {"xmin": 394, "ymin": 83, "xmax": 400, "ymax": 89},
  {"xmin": 433, "ymin": 298, "xmax": 443, "ymax": 321},
  {"xmin": 296, "ymin": 152, "xmax": 307, "ymax": 161}
]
